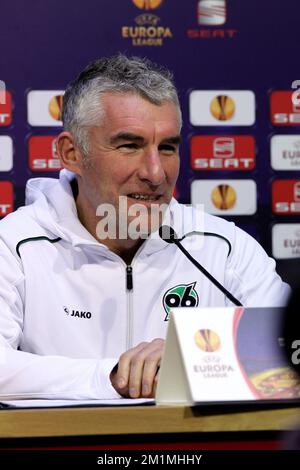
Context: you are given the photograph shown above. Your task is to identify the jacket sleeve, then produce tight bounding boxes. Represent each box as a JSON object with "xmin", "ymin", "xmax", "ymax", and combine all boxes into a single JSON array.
[
  {"xmin": 224, "ymin": 225, "xmax": 291, "ymax": 307},
  {"xmin": 0, "ymin": 240, "xmax": 120, "ymax": 400}
]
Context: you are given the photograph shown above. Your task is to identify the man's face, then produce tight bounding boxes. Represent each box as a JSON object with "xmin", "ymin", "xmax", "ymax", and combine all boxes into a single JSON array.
[{"xmin": 77, "ymin": 92, "xmax": 181, "ymax": 238}]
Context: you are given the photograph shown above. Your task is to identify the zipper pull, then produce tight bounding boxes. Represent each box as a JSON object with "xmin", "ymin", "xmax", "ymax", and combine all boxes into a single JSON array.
[{"xmin": 126, "ymin": 265, "xmax": 133, "ymax": 291}]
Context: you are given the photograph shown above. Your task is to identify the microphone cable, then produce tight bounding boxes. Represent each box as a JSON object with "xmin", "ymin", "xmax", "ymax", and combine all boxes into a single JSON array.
[{"xmin": 159, "ymin": 225, "xmax": 242, "ymax": 307}]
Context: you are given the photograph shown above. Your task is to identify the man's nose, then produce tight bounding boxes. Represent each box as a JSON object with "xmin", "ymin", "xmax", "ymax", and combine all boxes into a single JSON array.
[{"xmin": 138, "ymin": 148, "xmax": 166, "ymax": 186}]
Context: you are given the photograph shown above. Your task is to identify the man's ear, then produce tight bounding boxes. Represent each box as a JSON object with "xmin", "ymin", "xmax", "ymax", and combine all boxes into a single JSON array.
[{"xmin": 56, "ymin": 131, "xmax": 83, "ymax": 176}]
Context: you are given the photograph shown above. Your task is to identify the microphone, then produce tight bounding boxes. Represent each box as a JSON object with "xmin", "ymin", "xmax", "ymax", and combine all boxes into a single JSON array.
[{"xmin": 159, "ymin": 225, "xmax": 242, "ymax": 307}]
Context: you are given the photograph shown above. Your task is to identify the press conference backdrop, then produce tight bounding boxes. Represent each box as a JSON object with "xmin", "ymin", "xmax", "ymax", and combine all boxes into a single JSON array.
[{"xmin": 0, "ymin": 0, "xmax": 299, "ymax": 286}]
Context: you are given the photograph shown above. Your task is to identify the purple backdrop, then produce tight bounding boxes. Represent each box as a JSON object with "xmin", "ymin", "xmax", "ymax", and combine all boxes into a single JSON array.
[{"xmin": 0, "ymin": 0, "xmax": 299, "ymax": 286}]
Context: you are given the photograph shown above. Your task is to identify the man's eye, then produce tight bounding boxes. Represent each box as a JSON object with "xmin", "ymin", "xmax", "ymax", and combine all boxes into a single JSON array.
[
  {"xmin": 159, "ymin": 145, "xmax": 176, "ymax": 154},
  {"xmin": 118, "ymin": 143, "xmax": 138, "ymax": 150}
]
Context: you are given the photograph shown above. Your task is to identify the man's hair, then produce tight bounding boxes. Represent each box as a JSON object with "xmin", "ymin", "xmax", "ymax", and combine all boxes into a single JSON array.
[{"xmin": 62, "ymin": 54, "xmax": 181, "ymax": 156}]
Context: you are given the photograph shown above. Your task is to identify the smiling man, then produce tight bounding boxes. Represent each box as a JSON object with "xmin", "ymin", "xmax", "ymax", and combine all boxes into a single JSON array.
[
  {"xmin": 58, "ymin": 91, "xmax": 181, "ymax": 259},
  {"xmin": 0, "ymin": 55, "xmax": 290, "ymax": 401}
]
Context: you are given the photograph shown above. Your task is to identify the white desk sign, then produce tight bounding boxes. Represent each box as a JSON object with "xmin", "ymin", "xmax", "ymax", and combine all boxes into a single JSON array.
[{"xmin": 156, "ymin": 307, "xmax": 300, "ymax": 405}]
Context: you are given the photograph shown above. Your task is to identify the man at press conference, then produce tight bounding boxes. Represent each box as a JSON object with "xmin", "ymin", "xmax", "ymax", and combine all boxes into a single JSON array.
[{"xmin": 0, "ymin": 54, "xmax": 290, "ymax": 401}]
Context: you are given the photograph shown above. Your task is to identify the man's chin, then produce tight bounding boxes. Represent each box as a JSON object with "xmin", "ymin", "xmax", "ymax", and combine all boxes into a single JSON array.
[{"xmin": 126, "ymin": 214, "xmax": 163, "ymax": 240}]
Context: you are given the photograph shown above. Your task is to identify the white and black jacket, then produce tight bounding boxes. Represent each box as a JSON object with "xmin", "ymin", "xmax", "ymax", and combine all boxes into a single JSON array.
[{"xmin": 0, "ymin": 170, "xmax": 290, "ymax": 400}]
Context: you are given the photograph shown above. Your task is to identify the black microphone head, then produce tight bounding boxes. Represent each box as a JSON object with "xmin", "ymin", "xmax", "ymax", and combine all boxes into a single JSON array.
[{"xmin": 159, "ymin": 225, "xmax": 178, "ymax": 243}]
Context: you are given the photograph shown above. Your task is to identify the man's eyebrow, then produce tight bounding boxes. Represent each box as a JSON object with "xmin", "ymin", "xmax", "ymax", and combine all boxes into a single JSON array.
[
  {"xmin": 160, "ymin": 135, "xmax": 181, "ymax": 145},
  {"xmin": 109, "ymin": 133, "xmax": 145, "ymax": 145},
  {"xmin": 110, "ymin": 133, "xmax": 182, "ymax": 146}
]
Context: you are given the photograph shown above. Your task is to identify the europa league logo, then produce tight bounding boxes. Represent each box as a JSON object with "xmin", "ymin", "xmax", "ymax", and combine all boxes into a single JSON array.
[
  {"xmin": 211, "ymin": 184, "xmax": 237, "ymax": 210},
  {"xmin": 48, "ymin": 95, "xmax": 63, "ymax": 121},
  {"xmin": 195, "ymin": 329, "xmax": 221, "ymax": 352},
  {"xmin": 132, "ymin": 0, "xmax": 163, "ymax": 9},
  {"xmin": 210, "ymin": 95, "xmax": 235, "ymax": 121}
]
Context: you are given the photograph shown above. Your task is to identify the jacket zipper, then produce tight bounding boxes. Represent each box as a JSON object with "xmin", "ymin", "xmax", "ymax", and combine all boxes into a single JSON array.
[
  {"xmin": 126, "ymin": 265, "xmax": 133, "ymax": 349},
  {"xmin": 126, "ymin": 265, "xmax": 133, "ymax": 290},
  {"xmin": 110, "ymin": 245, "xmax": 144, "ymax": 350},
  {"xmin": 124, "ymin": 241, "xmax": 146, "ymax": 350}
]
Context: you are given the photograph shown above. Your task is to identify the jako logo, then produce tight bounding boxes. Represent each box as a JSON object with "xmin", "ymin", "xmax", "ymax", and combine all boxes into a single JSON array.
[
  {"xmin": 163, "ymin": 282, "xmax": 199, "ymax": 321},
  {"xmin": 63, "ymin": 306, "xmax": 92, "ymax": 319}
]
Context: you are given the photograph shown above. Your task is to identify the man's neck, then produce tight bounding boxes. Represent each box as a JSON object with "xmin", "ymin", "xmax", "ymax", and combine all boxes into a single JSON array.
[
  {"xmin": 101, "ymin": 237, "xmax": 145, "ymax": 265},
  {"xmin": 74, "ymin": 183, "xmax": 144, "ymax": 264}
]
